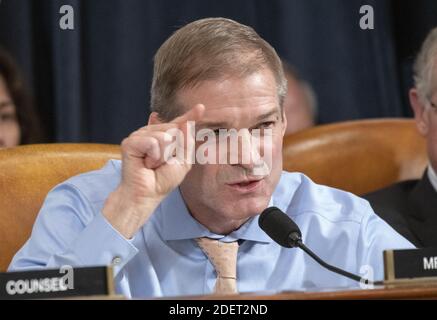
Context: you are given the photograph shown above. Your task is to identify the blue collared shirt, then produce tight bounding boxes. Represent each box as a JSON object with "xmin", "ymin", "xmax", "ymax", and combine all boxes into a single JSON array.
[{"xmin": 9, "ymin": 160, "xmax": 414, "ymax": 297}]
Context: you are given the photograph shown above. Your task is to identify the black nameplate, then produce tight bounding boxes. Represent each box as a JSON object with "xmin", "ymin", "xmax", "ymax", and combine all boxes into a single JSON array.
[
  {"xmin": 0, "ymin": 266, "xmax": 114, "ymax": 299},
  {"xmin": 384, "ymin": 248, "xmax": 437, "ymax": 282}
]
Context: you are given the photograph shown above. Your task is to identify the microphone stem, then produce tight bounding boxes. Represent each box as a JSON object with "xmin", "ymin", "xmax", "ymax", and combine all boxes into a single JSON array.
[{"xmin": 296, "ymin": 241, "xmax": 371, "ymax": 285}]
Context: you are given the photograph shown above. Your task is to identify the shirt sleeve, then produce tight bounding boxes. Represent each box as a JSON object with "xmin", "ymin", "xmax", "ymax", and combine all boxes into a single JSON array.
[
  {"xmin": 8, "ymin": 183, "xmax": 139, "ymax": 277},
  {"xmin": 356, "ymin": 206, "xmax": 416, "ymax": 282}
]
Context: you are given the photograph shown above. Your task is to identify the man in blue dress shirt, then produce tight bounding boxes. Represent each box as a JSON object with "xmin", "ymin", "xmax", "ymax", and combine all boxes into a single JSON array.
[{"xmin": 9, "ymin": 18, "xmax": 413, "ymax": 298}]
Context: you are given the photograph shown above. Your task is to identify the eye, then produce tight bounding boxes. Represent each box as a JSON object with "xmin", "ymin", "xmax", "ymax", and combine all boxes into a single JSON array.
[
  {"xmin": 0, "ymin": 113, "xmax": 17, "ymax": 122},
  {"xmin": 257, "ymin": 121, "xmax": 275, "ymax": 129},
  {"xmin": 263, "ymin": 121, "xmax": 275, "ymax": 128},
  {"xmin": 212, "ymin": 128, "xmax": 226, "ymax": 136}
]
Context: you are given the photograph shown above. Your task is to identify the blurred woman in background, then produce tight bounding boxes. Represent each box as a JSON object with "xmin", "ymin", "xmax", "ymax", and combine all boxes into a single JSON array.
[{"xmin": 0, "ymin": 47, "xmax": 42, "ymax": 148}]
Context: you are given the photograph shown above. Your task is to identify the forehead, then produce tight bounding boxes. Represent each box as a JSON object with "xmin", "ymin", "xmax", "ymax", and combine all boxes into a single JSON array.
[{"xmin": 176, "ymin": 69, "xmax": 280, "ymax": 126}]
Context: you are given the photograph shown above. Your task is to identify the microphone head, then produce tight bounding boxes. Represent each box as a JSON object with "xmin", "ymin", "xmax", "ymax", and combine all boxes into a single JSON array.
[{"xmin": 258, "ymin": 207, "xmax": 302, "ymax": 248}]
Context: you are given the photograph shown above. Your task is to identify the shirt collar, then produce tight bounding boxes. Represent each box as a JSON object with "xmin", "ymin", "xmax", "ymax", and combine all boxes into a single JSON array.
[
  {"xmin": 427, "ymin": 165, "xmax": 437, "ymax": 193},
  {"xmin": 159, "ymin": 187, "xmax": 272, "ymax": 244}
]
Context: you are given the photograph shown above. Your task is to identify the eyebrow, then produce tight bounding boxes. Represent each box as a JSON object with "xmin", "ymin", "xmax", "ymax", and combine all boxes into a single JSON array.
[
  {"xmin": 255, "ymin": 109, "xmax": 281, "ymax": 122},
  {"xmin": 196, "ymin": 108, "xmax": 281, "ymax": 129},
  {"xmin": 196, "ymin": 120, "xmax": 229, "ymax": 129}
]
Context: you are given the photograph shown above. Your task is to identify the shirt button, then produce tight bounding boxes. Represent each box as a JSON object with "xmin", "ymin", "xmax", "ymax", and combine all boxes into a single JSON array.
[{"xmin": 112, "ymin": 256, "xmax": 122, "ymax": 266}]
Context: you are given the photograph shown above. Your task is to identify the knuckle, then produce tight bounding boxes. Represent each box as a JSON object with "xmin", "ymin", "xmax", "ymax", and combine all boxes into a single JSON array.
[{"xmin": 148, "ymin": 137, "xmax": 160, "ymax": 149}]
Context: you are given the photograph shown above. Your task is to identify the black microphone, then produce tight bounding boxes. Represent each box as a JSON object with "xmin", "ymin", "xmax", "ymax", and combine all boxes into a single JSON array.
[{"xmin": 259, "ymin": 206, "xmax": 375, "ymax": 285}]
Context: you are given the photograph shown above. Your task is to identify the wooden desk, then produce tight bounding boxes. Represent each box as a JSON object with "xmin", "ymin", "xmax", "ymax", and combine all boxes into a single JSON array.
[
  {"xmin": 48, "ymin": 281, "xmax": 437, "ymax": 299},
  {"xmin": 188, "ymin": 282, "xmax": 437, "ymax": 300}
]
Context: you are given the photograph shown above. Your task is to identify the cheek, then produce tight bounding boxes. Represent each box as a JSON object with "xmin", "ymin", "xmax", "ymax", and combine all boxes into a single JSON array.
[
  {"xmin": 5, "ymin": 122, "xmax": 21, "ymax": 147},
  {"xmin": 271, "ymin": 144, "xmax": 283, "ymax": 178},
  {"xmin": 264, "ymin": 133, "xmax": 283, "ymax": 164},
  {"xmin": 273, "ymin": 135, "xmax": 283, "ymax": 156},
  {"xmin": 253, "ymin": 133, "xmax": 283, "ymax": 181},
  {"xmin": 184, "ymin": 164, "xmax": 218, "ymax": 189}
]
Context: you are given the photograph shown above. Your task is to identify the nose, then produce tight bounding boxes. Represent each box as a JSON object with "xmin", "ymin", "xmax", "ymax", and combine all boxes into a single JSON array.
[{"xmin": 230, "ymin": 129, "xmax": 262, "ymax": 170}]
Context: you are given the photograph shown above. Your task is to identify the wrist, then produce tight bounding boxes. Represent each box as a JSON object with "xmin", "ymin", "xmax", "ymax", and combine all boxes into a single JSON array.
[{"xmin": 102, "ymin": 186, "xmax": 162, "ymax": 239}]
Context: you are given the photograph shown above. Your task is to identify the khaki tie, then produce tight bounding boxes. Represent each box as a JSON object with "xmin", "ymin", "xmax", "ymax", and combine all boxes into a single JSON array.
[{"xmin": 196, "ymin": 238, "xmax": 239, "ymax": 295}]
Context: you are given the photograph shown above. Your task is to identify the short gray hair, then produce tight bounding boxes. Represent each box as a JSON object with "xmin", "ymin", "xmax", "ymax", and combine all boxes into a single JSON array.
[
  {"xmin": 151, "ymin": 18, "xmax": 287, "ymax": 121},
  {"xmin": 413, "ymin": 27, "xmax": 437, "ymax": 103}
]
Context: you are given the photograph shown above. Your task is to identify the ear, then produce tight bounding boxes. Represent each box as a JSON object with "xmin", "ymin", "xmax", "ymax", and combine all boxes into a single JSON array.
[
  {"xmin": 148, "ymin": 112, "xmax": 163, "ymax": 125},
  {"xmin": 409, "ymin": 88, "xmax": 429, "ymax": 136}
]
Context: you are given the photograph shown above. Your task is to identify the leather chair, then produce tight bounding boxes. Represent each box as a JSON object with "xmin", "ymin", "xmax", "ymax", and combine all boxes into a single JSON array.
[
  {"xmin": 0, "ymin": 143, "xmax": 121, "ymax": 271},
  {"xmin": 282, "ymin": 119, "xmax": 428, "ymax": 196}
]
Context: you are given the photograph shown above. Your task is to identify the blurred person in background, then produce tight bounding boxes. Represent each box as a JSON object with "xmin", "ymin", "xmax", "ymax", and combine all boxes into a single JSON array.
[
  {"xmin": 282, "ymin": 60, "xmax": 318, "ymax": 135},
  {"xmin": 0, "ymin": 47, "xmax": 42, "ymax": 148},
  {"xmin": 365, "ymin": 27, "xmax": 437, "ymax": 248}
]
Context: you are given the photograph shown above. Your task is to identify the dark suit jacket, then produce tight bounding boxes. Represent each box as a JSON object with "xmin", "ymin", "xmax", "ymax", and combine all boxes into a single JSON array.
[{"xmin": 364, "ymin": 170, "xmax": 437, "ymax": 248}]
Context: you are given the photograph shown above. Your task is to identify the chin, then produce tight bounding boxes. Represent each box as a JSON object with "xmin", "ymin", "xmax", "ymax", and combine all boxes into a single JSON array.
[{"xmin": 227, "ymin": 196, "xmax": 270, "ymax": 218}]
